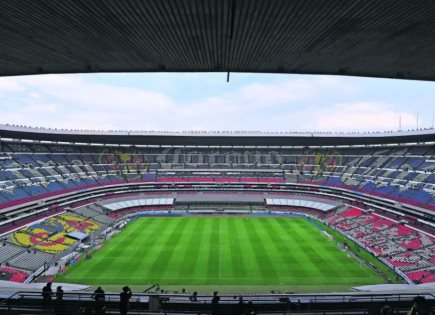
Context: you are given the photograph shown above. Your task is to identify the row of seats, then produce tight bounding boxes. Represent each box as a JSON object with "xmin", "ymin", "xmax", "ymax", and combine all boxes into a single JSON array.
[
  {"xmin": 70, "ymin": 206, "xmax": 116, "ymax": 225},
  {"xmin": 2, "ymin": 143, "xmax": 435, "ymax": 166},
  {"xmin": 0, "ymin": 243, "xmax": 24, "ymax": 262},
  {"xmin": 0, "ymin": 266, "xmax": 29, "ymax": 282},
  {"xmin": 6, "ymin": 250, "xmax": 54, "ymax": 272}
]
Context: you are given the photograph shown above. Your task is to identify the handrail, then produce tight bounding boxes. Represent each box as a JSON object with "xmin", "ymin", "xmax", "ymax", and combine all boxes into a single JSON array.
[
  {"xmin": 0, "ymin": 290, "xmax": 433, "ymax": 315},
  {"xmin": 4, "ymin": 290, "xmax": 435, "ymax": 303}
]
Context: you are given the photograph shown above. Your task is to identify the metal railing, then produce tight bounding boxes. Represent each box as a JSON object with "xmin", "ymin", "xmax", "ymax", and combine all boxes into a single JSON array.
[{"xmin": 0, "ymin": 290, "xmax": 433, "ymax": 314}]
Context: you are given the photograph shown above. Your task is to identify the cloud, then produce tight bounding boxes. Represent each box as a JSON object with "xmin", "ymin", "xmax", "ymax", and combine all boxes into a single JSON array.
[
  {"xmin": 275, "ymin": 102, "xmax": 418, "ymax": 132},
  {"xmin": 0, "ymin": 74, "xmax": 424, "ymax": 132},
  {"xmin": 237, "ymin": 79, "xmax": 315, "ymax": 104},
  {"xmin": 0, "ymin": 77, "xmax": 23, "ymax": 94}
]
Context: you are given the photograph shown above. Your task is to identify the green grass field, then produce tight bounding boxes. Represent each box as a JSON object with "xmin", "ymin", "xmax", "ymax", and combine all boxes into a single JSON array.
[{"xmin": 57, "ymin": 216, "xmax": 386, "ymax": 292}]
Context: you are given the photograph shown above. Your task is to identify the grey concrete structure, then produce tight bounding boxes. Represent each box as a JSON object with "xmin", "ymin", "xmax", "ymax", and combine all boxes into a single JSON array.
[{"xmin": 0, "ymin": 1, "xmax": 435, "ymax": 81}]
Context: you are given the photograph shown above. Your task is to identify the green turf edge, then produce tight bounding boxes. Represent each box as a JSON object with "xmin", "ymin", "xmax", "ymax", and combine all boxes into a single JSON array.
[{"xmin": 315, "ymin": 220, "xmax": 404, "ymax": 284}]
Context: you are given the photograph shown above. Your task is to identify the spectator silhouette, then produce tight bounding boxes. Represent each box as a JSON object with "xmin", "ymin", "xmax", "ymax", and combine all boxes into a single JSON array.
[
  {"xmin": 54, "ymin": 286, "xmax": 64, "ymax": 315},
  {"xmin": 120, "ymin": 286, "xmax": 132, "ymax": 315},
  {"xmin": 211, "ymin": 291, "xmax": 220, "ymax": 315},
  {"xmin": 91, "ymin": 287, "xmax": 106, "ymax": 314},
  {"xmin": 56, "ymin": 286, "xmax": 64, "ymax": 301},
  {"xmin": 42, "ymin": 282, "xmax": 52, "ymax": 303},
  {"xmin": 92, "ymin": 287, "xmax": 105, "ymax": 302},
  {"xmin": 190, "ymin": 291, "xmax": 198, "ymax": 302},
  {"xmin": 212, "ymin": 291, "xmax": 220, "ymax": 304},
  {"xmin": 237, "ymin": 296, "xmax": 244, "ymax": 314},
  {"xmin": 408, "ymin": 296, "xmax": 434, "ymax": 315}
]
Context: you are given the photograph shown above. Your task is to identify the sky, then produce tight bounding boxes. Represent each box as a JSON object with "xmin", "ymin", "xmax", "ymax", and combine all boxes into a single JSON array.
[{"xmin": 0, "ymin": 72, "xmax": 434, "ymax": 132}]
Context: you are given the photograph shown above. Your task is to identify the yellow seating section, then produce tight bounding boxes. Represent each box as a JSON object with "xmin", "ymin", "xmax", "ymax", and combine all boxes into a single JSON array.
[{"xmin": 10, "ymin": 213, "xmax": 100, "ymax": 254}]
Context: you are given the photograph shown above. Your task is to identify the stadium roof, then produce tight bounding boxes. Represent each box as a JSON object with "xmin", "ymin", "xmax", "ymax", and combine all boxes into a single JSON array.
[
  {"xmin": 1, "ymin": 125, "xmax": 434, "ymax": 146},
  {"xmin": 1, "ymin": 0, "xmax": 435, "ymax": 80}
]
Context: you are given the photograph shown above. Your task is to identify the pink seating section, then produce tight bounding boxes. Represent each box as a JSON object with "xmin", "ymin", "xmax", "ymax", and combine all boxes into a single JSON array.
[
  {"xmin": 406, "ymin": 270, "xmax": 435, "ymax": 283},
  {"xmin": 327, "ymin": 207, "xmax": 363, "ymax": 225},
  {"xmin": 214, "ymin": 177, "xmax": 241, "ymax": 183},
  {"xmin": 397, "ymin": 225, "xmax": 414, "ymax": 236},
  {"xmin": 372, "ymin": 219, "xmax": 395, "ymax": 231},
  {"xmin": 328, "ymin": 208, "xmax": 435, "ymax": 284},
  {"xmin": 401, "ymin": 238, "xmax": 422, "ymax": 250},
  {"xmin": 0, "ymin": 266, "xmax": 29, "ymax": 282},
  {"xmin": 156, "ymin": 176, "xmax": 285, "ymax": 183},
  {"xmin": 387, "ymin": 252, "xmax": 426, "ymax": 269}
]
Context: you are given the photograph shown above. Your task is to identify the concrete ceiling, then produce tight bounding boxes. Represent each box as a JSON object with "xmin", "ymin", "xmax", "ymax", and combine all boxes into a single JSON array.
[{"xmin": 1, "ymin": 0, "xmax": 435, "ymax": 80}]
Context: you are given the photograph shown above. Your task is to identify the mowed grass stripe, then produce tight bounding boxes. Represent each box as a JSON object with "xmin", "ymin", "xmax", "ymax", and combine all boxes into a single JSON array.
[
  {"xmin": 111, "ymin": 218, "xmax": 166, "ymax": 283},
  {"xmin": 279, "ymin": 219, "xmax": 331, "ymax": 281},
  {"xmin": 192, "ymin": 219, "xmax": 213, "ymax": 283},
  {"xmin": 270, "ymin": 218, "xmax": 314, "ymax": 277},
  {"xmin": 251, "ymin": 219, "xmax": 285, "ymax": 280},
  {"xmin": 60, "ymin": 218, "xmax": 157, "ymax": 283},
  {"xmin": 177, "ymin": 218, "xmax": 205, "ymax": 281},
  {"xmin": 277, "ymin": 218, "xmax": 341, "ymax": 284},
  {"xmin": 128, "ymin": 218, "xmax": 165, "ymax": 280},
  {"xmin": 207, "ymin": 218, "xmax": 220, "ymax": 281},
  {"xmin": 280, "ymin": 218, "xmax": 378, "ymax": 284},
  {"xmin": 226, "ymin": 218, "xmax": 246, "ymax": 279},
  {"xmin": 243, "ymin": 219, "xmax": 279, "ymax": 280},
  {"xmin": 299, "ymin": 220, "xmax": 371, "ymax": 281},
  {"xmin": 236, "ymin": 219, "xmax": 264, "ymax": 280},
  {"xmin": 222, "ymin": 218, "xmax": 236, "ymax": 280},
  {"xmin": 259, "ymin": 218, "xmax": 307, "ymax": 281},
  {"xmin": 58, "ymin": 217, "xmax": 385, "ymax": 287},
  {"xmin": 145, "ymin": 218, "xmax": 188, "ymax": 282},
  {"xmin": 162, "ymin": 218, "xmax": 198, "ymax": 281}
]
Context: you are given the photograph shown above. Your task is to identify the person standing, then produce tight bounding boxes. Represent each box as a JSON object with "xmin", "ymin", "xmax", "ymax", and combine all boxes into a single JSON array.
[
  {"xmin": 92, "ymin": 287, "xmax": 106, "ymax": 314},
  {"xmin": 92, "ymin": 287, "xmax": 106, "ymax": 303},
  {"xmin": 42, "ymin": 282, "xmax": 53, "ymax": 303},
  {"xmin": 56, "ymin": 286, "xmax": 64, "ymax": 301},
  {"xmin": 54, "ymin": 286, "xmax": 64, "ymax": 315},
  {"xmin": 211, "ymin": 291, "xmax": 220, "ymax": 315},
  {"xmin": 190, "ymin": 291, "xmax": 198, "ymax": 302},
  {"xmin": 120, "ymin": 286, "xmax": 132, "ymax": 315}
]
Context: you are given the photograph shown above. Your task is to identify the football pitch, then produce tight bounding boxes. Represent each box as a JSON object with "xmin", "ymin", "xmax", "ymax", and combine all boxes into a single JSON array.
[{"xmin": 58, "ymin": 216, "xmax": 385, "ymax": 292}]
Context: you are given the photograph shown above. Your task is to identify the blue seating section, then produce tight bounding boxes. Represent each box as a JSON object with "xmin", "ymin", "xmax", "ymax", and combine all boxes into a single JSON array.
[
  {"xmin": 0, "ymin": 145, "xmax": 433, "ymax": 209},
  {"xmin": 15, "ymin": 155, "xmax": 36, "ymax": 165},
  {"xmin": 32, "ymin": 154, "xmax": 53, "ymax": 164},
  {"xmin": 22, "ymin": 185, "xmax": 46, "ymax": 196},
  {"xmin": 408, "ymin": 157, "xmax": 425, "ymax": 168},
  {"xmin": 389, "ymin": 157, "xmax": 406, "ymax": 168}
]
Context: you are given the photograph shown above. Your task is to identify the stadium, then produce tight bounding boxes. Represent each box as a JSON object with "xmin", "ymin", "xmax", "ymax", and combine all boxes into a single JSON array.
[{"xmin": 0, "ymin": 0, "xmax": 434, "ymax": 314}]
